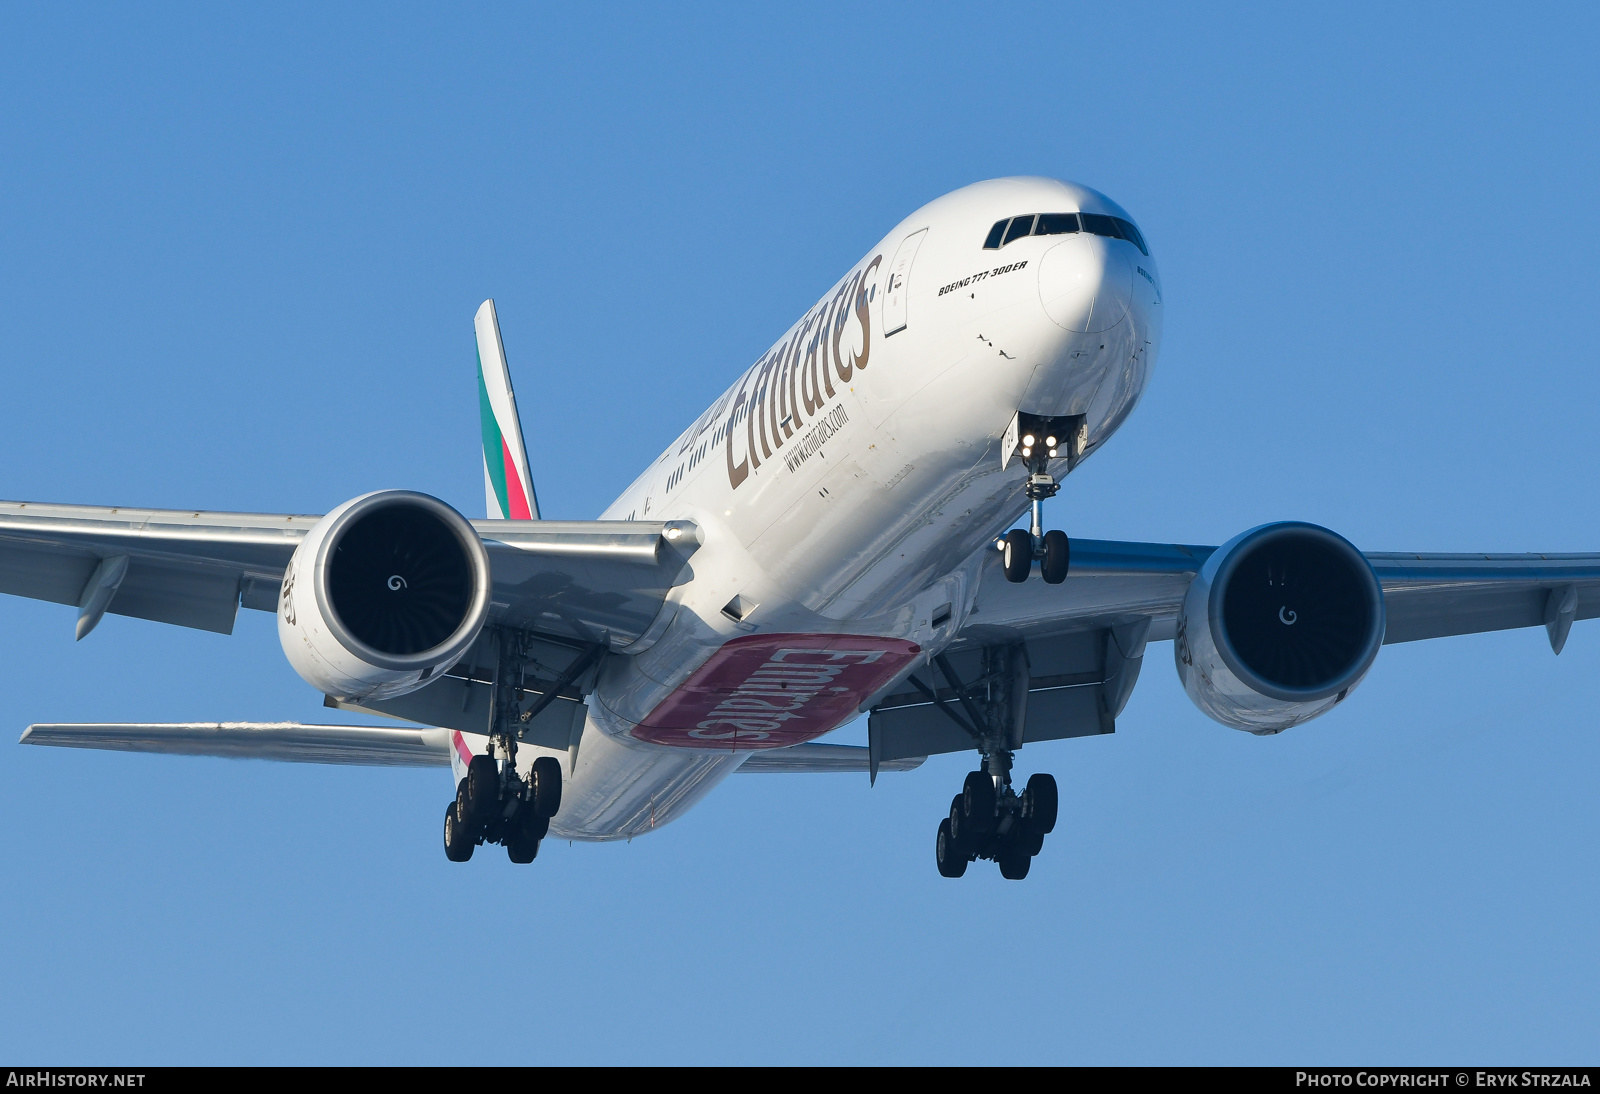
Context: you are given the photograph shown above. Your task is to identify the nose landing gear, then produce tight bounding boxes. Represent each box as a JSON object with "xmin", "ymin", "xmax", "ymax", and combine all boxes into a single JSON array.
[{"xmin": 999, "ymin": 412, "xmax": 1084, "ymax": 585}]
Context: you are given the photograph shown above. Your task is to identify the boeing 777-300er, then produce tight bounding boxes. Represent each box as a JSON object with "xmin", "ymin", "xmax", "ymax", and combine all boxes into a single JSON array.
[{"xmin": 10, "ymin": 177, "xmax": 1597, "ymax": 879}]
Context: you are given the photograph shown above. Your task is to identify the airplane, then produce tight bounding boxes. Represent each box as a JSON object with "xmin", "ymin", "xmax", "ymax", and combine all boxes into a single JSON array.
[{"xmin": 11, "ymin": 175, "xmax": 1599, "ymax": 880}]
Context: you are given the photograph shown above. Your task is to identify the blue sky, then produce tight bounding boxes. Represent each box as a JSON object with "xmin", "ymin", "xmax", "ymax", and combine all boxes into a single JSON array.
[{"xmin": 1, "ymin": 2, "xmax": 1597, "ymax": 1064}]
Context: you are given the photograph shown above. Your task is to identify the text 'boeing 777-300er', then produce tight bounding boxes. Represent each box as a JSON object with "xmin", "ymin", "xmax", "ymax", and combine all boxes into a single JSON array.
[{"xmin": 10, "ymin": 177, "xmax": 1597, "ymax": 879}]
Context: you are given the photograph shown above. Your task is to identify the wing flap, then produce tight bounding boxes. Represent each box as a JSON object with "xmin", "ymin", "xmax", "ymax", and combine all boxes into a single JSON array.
[{"xmin": 19, "ymin": 722, "xmax": 451, "ymax": 766}]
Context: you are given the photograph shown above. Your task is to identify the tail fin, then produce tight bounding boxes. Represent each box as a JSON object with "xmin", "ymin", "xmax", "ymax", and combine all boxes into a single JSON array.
[{"xmin": 474, "ymin": 299, "xmax": 540, "ymax": 520}]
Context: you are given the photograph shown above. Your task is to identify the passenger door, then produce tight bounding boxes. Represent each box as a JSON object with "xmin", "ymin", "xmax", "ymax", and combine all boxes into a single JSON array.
[{"xmin": 881, "ymin": 228, "xmax": 928, "ymax": 337}]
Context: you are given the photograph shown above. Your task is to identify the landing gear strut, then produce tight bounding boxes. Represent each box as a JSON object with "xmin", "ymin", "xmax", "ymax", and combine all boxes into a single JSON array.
[
  {"xmin": 912, "ymin": 643, "xmax": 1059, "ymax": 881},
  {"xmin": 999, "ymin": 411, "xmax": 1084, "ymax": 585},
  {"xmin": 442, "ymin": 628, "xmax": 602, "ymax": 864}
]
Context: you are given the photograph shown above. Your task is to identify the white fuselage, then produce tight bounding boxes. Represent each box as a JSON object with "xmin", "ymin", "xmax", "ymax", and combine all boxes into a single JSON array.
[{"xmin": 475, "ymin": 177, "xmax": 1164, "ymax": 840}]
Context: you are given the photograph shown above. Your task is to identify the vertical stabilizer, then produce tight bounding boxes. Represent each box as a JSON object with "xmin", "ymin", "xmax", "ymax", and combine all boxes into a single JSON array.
[{"xmin": 475, "ymin": 299, "xmax": 540, "ymax": 520}]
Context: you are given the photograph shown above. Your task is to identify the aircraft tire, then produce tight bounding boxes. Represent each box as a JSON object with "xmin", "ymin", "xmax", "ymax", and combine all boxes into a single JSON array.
[
  {"xmin": 443, "ymin": 801, "xmax": 474, "ymax": 862},
  {"xmin": 1040, "ymin": 530, "xmax": 1070, "ymax": 584},
  {"xmin": 936, "ymin": 819, "xmax": 968, "ymax": 878},
  {"xmin": 947, "ymin": 794, "xmax": 971, "ymax": 850},
  {"xmin": 465, "ymin": 755, "xmax": 500, "ymax": 824},
  {"xmin": 962, "ymin": 770, "xmax": 997, "ymax": 833},
  {"xmin": 997, "ymin": 849, "xmax": 1031, "ymax": 880},
  {"xmin": 519, "ymin": 806, "xmax": 550, "ymax": 843},
  {"xmin": 506, "ymin": 835, "xmax": 540, "ymax": 864},
  {"xmin": 1002, "ymin": 529, "xmax": 1033, "ymax": 583},
  {"xmin": 530, "ymin": 756, "xmax": 563, "ymax": 819},
  {"xmin": 1022, "ymin": 773, "xmax": 1059, "ymax": 835}
]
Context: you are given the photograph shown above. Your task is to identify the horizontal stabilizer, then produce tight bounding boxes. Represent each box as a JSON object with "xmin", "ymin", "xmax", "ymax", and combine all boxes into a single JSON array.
[
  {"xmin": 20, "ymin": 722, "xmax": 450, "ymax": 767},
  {"xmin": 735, "ymin": 743, "xmax": 923, "ymax": 773}
]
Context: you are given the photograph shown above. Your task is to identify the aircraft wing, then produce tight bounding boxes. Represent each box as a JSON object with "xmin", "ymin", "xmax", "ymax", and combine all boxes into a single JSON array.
[
  {"xmin": 963, "ymin": 538, "xmax": 1600, "ymax": 647},
  {"xmin": 18, "ymin": 723, "xmax": 929, "ymax": 774},
  {"xmin": 0, "ymin": 499, "xmax": 698, "ymax": 647},
  {"xmin": 866, "ymin": 538, "xmax": 1600, "ymax": 770},
  {"xmin": 19, "ymin": 722, "xmax": 452, "ymax": 766}
]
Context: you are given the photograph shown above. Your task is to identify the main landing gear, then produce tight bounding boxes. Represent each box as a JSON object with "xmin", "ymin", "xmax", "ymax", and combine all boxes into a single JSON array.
[
  {"xmin": 443, "ymin": 749, "xmax": 562, "ymax": 864},
  {"xmin": 936, "ymin": 764, "xmax": 1058, "ymax": 880},
  {"xmin": 999, "ymin": 411, "xmax": 1084, "ymax": 585},
  {"xmin": 442, "ymin": 627, "xmax": 596, "ymax": 864},
  {"xmin": 909, "ymin": 642, "xmax": 1060, "ymax": 880}
]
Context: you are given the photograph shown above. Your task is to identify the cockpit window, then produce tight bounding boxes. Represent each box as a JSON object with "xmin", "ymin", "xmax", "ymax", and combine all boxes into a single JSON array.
[
  {"xmin": 1112, "ymin": 217, "xmax": 1148, "ymax": 255},
  {"xmin": 1078, "ymin": 213, "xmax": 1118, "ymax": 239},
  {"xmin": 1034, "ymin": 212, "xmax": 1080, "ymax": 236},
  {"xmin": 1002, "ymin": 215, "xmax": 1036, "ymax": 245},
  {"xmin": 983, "ymin": 210, "xmax": 1149, "ymax": 255},
  {"xmin": 1081, "ymin": 213, "xmax": 1150, "ymax": 255}
]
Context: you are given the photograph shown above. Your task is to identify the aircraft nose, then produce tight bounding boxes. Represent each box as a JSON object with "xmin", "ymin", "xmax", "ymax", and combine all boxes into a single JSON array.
[{"xmin": 1037, "ymin": 234, "xmax": 1135, "ymax": 333}]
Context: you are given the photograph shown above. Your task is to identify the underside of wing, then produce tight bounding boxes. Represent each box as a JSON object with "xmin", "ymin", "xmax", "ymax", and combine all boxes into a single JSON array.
[
  {"xmin": 473, "ymin": 518, "xmax": 699, "ymax": 647},
  {"xmin": 0, "ymin": 498, "xmax": 700, "ymax": 650},
  {"xmin": 1367, "ymin": 552, "xmax": 1600, "ymax": 646},
  {"xmin": 734, "ymin": 743, "xmax": 923, "ymax": 773},
  {"xmin": 959, "ymin": 536, "xmax": 1600, "ymax": 650},
  {"xmin": 963, "ymin": 538, "xmax": 1211, "ymax": 644},
  {"xmin": 0, "ymin": 500, "xmax": 316, "ymax": 633},
  {"xmin": 865, "ymin": 542, "xmax": 1200, "ymax": 768},
  {"xmin": 877, "ymin": 533, "xmax": 1600, "ymax": 756},
  {"xmin": 20, "ymin": 722, "xmax": 451, "ymax": 766}
]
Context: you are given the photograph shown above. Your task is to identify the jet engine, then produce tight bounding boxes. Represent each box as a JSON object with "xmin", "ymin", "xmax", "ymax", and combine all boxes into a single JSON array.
[
  {"xmin": 278, "ymin": 491, "xmax": 491, "ymax": 701},
  {"xmin": 1175, "ymin": 522, "xmax": 1384, "ymax": 734}
]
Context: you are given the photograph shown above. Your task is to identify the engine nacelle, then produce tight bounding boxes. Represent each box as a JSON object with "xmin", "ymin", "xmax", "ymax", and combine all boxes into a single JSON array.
[
  {"xmin": 278, "ymin": 491, "xmax": 491, "ymax": 702},
  {"xmin": 1175, "ymin": 522, "xmax": 1384, "ymax": 734}
]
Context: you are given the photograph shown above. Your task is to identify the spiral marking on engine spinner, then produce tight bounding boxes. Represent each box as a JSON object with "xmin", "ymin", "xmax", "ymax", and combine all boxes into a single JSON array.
[
  {"xmin": 1279, "ymin": 606, "xmax": 1297, "ymax": 625},
  {"xmin": 388, "ymin": 575, "xmax": 407, "ymax": 591}
]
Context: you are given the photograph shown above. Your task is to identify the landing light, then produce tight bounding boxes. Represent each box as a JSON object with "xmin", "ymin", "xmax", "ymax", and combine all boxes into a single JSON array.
[
  {"xmin": 1021, "ymin": 446, "xmax": 1031, "ymax": 457},
  {"xmin": 1049, "ymin": 448, "xmax": 1058, "ymax": 457},
  {"xmin": 1045, "ymin": 435, "xmax": 1057, "ymax": 447},
  {"xmin": 1022, "ymin": 434, "xmax": 1035, "ymax": 446}
]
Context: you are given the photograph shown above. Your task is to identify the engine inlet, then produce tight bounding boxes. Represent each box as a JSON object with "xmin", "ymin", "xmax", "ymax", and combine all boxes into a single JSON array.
[{"xmin": 328, "ymin": 504, "xmax": 476, "ymax": 656}]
